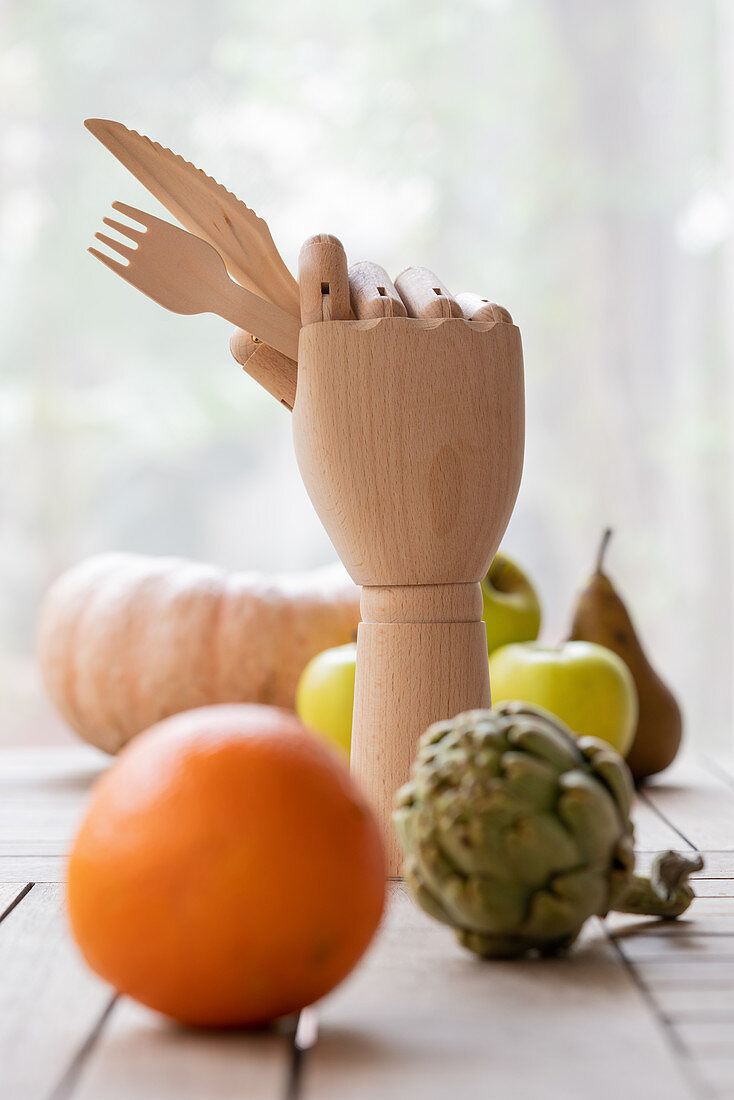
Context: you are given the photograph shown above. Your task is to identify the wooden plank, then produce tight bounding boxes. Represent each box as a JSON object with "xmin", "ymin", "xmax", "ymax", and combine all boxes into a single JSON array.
[
  {"xmin": 0, "ymin": 856, "xmax": 66, "ymax": 882},
  {"xmin": 644, "ymin": 757, "xmax": 734, "ymax": 851},
  {"xmin": 675, "ymin": 1021, "xmax": 734, "ymax": 1056},
  {"xmin": 70, "ymin": 1000, "xmax": 293, "ymax": 1100},
  {"xmin": 694, "ymin": 1059, "xmax": 734, "ymax": 1096},
  {"xmin": 0, "ymin": 746, "xmax": 106, "ymax": 785},
  {"xmin": 704, "ymin": 755, "xmax": 734, "ymax": 785},
  {"xmin": 0, "ymin": 883, "xmax": 112, "ymax": 1100},
  {"xmin": 680, "ymin": 877, "xmax": 734, "ymax": 898},
  {"xmin": 0, "ymin": 883, "xmax": 28, "ymax": 917},
  {"xmin": 0, "ymin": 837, "xmax": 74, "ymax": 856},
  {"xmin": 639, "ymin": 961, "xmax": 734, "ymax": 987},
  {"xmin": 632, "ymin": 794, "xmax": 692, "ymax": 852},
  {"xmin": 0, "ymin": 748, "xmax": 103, "ymax": 864},
  {"xmin": 0, "ymin": 751, "xmax": 295, "ymax": 1098},
  {"xmin": 682, "ymin": 897, "xmax": 734, "ymax": 918},
  {"xmin": 648, "ymin": 986, "xmax": 734, "ymax": 1019},
  {"xmin": 0, "ymin": 747, "xmax": 724, "ymax": 1098},
  {"xmin": 0, "ymin": 814, "xmax": 82, "ymax": 844},
  {"xmin": 608, "ymin": 897, "xmax": 734, "ymax": 940},
  {"xmin": 302, "ymin": 884, "xmax": 696, "ymax": 1100},
  {"xmin": 616, "ymin": 936, "xmax": 734, "ymax": 962}
]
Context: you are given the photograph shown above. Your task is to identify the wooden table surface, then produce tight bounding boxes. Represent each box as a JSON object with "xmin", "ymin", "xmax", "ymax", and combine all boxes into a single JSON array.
[{"xmin": 2, "ymin": 747, "xmax": 734, "ymax": 1100}]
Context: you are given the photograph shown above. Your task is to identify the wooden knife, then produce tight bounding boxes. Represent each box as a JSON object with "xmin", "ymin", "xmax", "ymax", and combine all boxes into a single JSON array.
[{"xmin": 84, "ymin": 118, "xmax": 299, "ymax": 316}]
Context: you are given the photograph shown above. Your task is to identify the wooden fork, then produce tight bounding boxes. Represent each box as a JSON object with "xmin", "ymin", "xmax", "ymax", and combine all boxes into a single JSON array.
[{"xmin": 90, "ymin": 202, "xmax": 300, "ymax": 364}]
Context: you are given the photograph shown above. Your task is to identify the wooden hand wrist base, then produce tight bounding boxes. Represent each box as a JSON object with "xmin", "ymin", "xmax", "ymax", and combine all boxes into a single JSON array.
[
  {"xmin": 354, "ymin": 583, "xmax": 491, "ymax": 874},
  {"xmin": 293, "ymin": 317, "xmax": 524, "ymax": 875}
]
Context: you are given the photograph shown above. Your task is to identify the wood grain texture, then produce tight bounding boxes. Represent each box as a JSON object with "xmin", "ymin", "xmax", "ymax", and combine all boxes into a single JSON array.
[
  {"xmin": 302, "ymin": 884, "xmax": 696, "ymax": 1100},
  {"xmin": 631, "ymin": 792, "xmax": 697, "ymax": 852},
  {"xmin": 91, "ymin": 203, "xmax": 300, "ymax": 361},
  {"xmin": 0, "ymin": 883, "xmax": 27, "ymax": 917},
  {"xmin": 0, "ymin": 856, "xmax": 67, "ymax": 882},
  {"xmin": 229, "ymin": 328, "xmax": 260, "ymax": 365},
  {"xmin": 611, "ymin": 757, "xmax": 734, "ymax": 1098},
  {"xmin": 645, "ymin": 756, "xmax": 734, "ymax": 850},
  {"xmin": 394, "ymin": 266, "xmax": 463, "ymax": 318},
  {"xmin": 71, "ymin": 1000, "xmax": 292, "ymax": 1100},
  {"xmin": 456, "ymin": 292, "xmax": 513, "ymax": 324},
  {"xmin": 293, "ymin": 317, "xmax": 524, "ymax": 871},
  {"xmin": 228, "ymin": 331, "xmax": 298, "ymax": 410},
  {"xmin": 348, "ymin": 262, "xmax": 406, "ymax": 319},
  {"xmin": 0, "ymin": 884, "xmax": 112, "ymax": 1100},
  {"xmin": 0, "ymin": 749, "xmax": 732, "ymax": 1097},
  {"xmin": 676, "ymin": 1021, "xmax": 734, "ymax": 1056},
  {"xmin": 353, "ymin": 620, "xmax": 491, "ymax": 873},
  {"xmin": 0, "ymin": 747, "xmax": 104, "ymax": 879},
  {"xmin": 0, "ymin": 746, "xmax": 105, "ymax": 782},
  {"xmin": 298, "ymin": 235, "xmax": 353, "ymax": 325},
  {"xmin": 293, "ymin": 319, "xmax": 524, "ymax": 586},
  {"xmin": 84, "ymin": 119, "xmax": 300, "ymax": 314}
]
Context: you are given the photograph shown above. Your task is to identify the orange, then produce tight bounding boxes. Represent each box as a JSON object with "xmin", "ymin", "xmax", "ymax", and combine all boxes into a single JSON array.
[{"xmin": 67, "ymin": 704, "xmax": 385, "ymax": 1027}]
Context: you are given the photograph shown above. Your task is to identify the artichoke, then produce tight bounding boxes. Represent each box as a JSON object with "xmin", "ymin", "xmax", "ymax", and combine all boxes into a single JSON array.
[{"xmin": 394, "ymin": 702, "xmax": 702, "ymax": 959}]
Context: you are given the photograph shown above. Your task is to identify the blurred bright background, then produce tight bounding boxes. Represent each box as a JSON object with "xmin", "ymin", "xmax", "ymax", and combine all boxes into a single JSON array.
[{"xmin": 1, "ymin": 0, "xmax": 731, "ymax": 747}]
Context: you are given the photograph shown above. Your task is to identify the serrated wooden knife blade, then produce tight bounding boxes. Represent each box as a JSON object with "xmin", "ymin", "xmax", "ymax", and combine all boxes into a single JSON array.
[{"xmin": 85, "ymin": 118, "xmax": 300, "ymax": 316}]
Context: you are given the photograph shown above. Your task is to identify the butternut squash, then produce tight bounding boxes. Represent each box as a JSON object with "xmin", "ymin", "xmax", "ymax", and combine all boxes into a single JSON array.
[{"xmin": 37, "ymin": 553, "xmax": 360, "ymax": 754}]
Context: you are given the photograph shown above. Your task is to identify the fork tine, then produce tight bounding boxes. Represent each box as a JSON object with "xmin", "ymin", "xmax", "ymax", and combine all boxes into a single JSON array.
[
  {"xmin": 88, "ymin": 246, "xmax": 130, "ymax": 275},
  {"xmin": 94, "ymin": 231, "xmax": 136, "ymax": 260},
  {"xmin": 102, "ymin": 216, "xmax": 143, "ymax": 241},
  {"xmin": 111, "ymin": 200, "xmax": 153, "ymax": 226}
]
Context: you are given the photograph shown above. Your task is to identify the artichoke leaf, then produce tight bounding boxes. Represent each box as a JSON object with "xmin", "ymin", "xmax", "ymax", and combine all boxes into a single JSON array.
[
  {"xmin": 393, "ymin": 804, "xmax": 417, "ymax": 855},
  {"xmin": 605, "ymin": 835, "xmax": 637, "ymax": 912},
  {"xmin": 420, "ymin": 718, "xmax": 460, "ymax": 748},
  {"xmin": 577, "ymin": 738, "xmax": 634, "ymax": 825},
  {"xmin": 498, "ymin": 751, "xmax": 559, "ymax": 811},
  {"xmin": 435, "ymin": 819, "xmax": 511, "ymax": 878},
  {"xmin": 505, "ymin": 715, "xmax": 582, "ymax": 773},
  {"xmin": 409, "ymin": 839, "xmax": 478, "ymax": 926},
  {"xmin": 546, "ymin": 864, "xmax": 611, "ymax": 920},
  {"xmin": 521, "ymin": 888, "xmax": 585, "ymax": 943},
  {"xmin": 452, "ymin": 875, "xmax": 529, "ymax": 934},
  {"xmin": 409, "ymin": 833, "xmax": 529, "ymax": 932},
  {"xmin": 404, "ymin": 861, "xmax": 458, "ymax": 928},
  {"xmin": 456, "ymin": 929, "xmax": 542, "ymax": 959},
  {"xmin": 433, "ymin": 786, "xmax": 538, "ymax": 878},
  {"xmin": 501, "ymin": 812, "xmax": 580, "ymax": 886},
  {"xmin": 557, "ymin": 770, "xmax": 623, "ymax": 862},
  {"xmin": 448, "ymin": 783, "xmax": 529, "ymax": 831}
]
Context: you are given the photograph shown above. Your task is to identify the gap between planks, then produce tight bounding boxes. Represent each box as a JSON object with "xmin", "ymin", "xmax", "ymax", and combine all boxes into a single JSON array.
[
  {"xmin": 0, "ymin": 882, "xmax": 34, "ymax": 924},
  {"xmin": 603, "ymin": 926, "xmax": 712, "ymax": 1098},
  {"xmin": 48, "ymin": 995, "xmax": 118, "ymax": 1100},
  {"xmin": 612, "ymin": 755, "xmax": 734, "ymax": 1098},
  {"xmin": 0, "ymin": 881, "xmax": 300, "ymax": 1100},
  {"xmin": 1, "ymin": 750, "xmax": 731, "ymax": 1099}
]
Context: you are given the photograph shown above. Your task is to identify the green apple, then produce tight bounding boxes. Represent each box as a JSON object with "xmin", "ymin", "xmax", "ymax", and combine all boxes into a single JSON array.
[
  {"xmin": 482, "ymin": 552, "xmax": 541, "ymax": 655},
  {"xmin": 295, "ymin": 642, "xmax": 356, "ymax": 758},
  {"xmin": 488, "ymin": 640, "xmax": 638, "ymax": 756}
]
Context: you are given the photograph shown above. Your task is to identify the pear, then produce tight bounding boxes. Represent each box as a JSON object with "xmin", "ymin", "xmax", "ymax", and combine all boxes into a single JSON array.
[{"xmin": 567, "ymin": 530, "xmax": 682, "ymax": 783}]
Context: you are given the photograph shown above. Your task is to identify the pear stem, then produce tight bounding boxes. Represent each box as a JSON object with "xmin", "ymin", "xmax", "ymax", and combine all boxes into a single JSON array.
[{"xmin": 595, "ymin": 528, "xmax": 613, "ymax": 574}]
